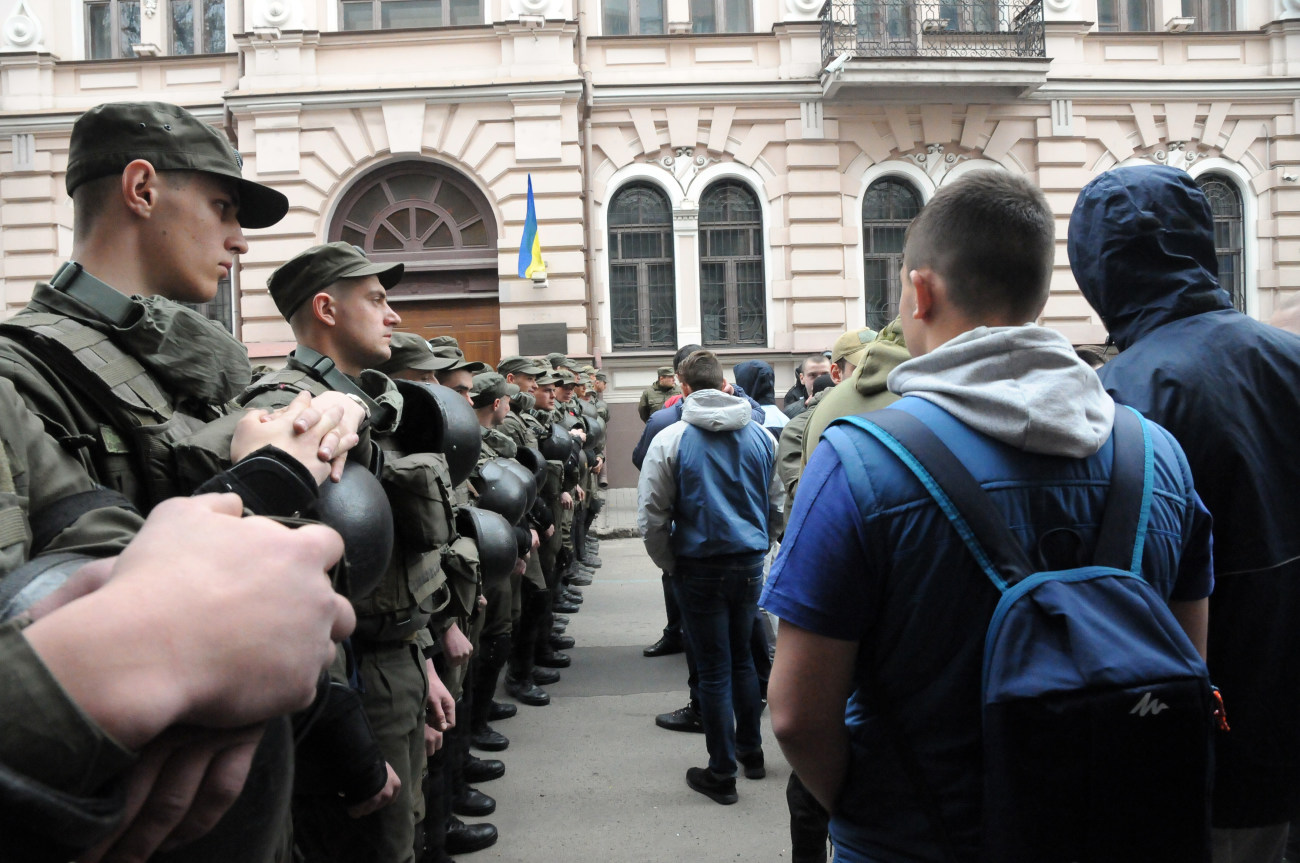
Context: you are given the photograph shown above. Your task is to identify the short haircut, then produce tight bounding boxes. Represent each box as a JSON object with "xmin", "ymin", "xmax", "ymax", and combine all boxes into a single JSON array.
[
  {"xmin": 801, "ymin": 354, "xmax": 828, "ymax": 374},
  {"xmin": 679, "ymin": 350, "xmax": 724, "ymax": 391},
  {"xmin": 73, "ymin": 170, "xmax": 193, "ymax": 241},
  {"xmin": 811, "ymin": 372, "xmax": 834, "ymax": 397},
  {"xmin": 903, "ymin": 170, "xmax": 1055, "ymax": 322},
  {"xmin": 674, "ymin": 343, "xmax": 704, "ymax": 373}
]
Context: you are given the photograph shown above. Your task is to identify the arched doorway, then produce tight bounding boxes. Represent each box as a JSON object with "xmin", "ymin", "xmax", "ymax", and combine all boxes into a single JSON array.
[{"xmin": 330, "ymin": 161, "xmax": 501, "ymax": 366}]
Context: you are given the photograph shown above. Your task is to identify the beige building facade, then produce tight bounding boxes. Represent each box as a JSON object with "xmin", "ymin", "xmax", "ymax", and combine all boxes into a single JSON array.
[{"xmin": 1, "ymin": 0, "xmax": 1296, "ymax": 481}]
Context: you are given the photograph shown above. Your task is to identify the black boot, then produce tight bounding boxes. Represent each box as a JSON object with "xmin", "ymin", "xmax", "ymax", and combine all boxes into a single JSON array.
[{"xmin": 506, "ymin": 586, "xmax": 550, "ymax": 706}]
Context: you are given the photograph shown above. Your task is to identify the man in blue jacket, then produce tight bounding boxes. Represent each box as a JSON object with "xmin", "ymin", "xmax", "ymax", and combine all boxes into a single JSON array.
[
  {"xmin": 764, "ymin": 170, "xmax": 1213, "ymax": 861},
  {"xmin": 637, "ymin": 349, "xmax": 784, "ymax": 805},
  {"xmin": 1071, "ymin": 164, "xmax": 1300, "ymax": 863}
]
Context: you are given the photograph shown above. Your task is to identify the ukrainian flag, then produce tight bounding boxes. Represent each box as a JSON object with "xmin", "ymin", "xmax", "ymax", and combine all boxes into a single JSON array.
[{"xmin": 517, "ymin": 175, "xmax": 545, "ymax": 278}]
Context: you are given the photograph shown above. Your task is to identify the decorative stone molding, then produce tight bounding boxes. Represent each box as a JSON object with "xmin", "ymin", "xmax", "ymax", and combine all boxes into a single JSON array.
[
  {"xmin": 1146, "ymin": 141, "xmax": 1203, "ymax": 171},
  {"xmin": 142, "ymin": 0, "xmax": 157, "ymax": 18},
  {"xmin": 254, "ymin": 0, "xmax": 297, "ymax": 30},
  {"xmin": 784, "ymin": 0, "xmax": 823, "ymax": 22},
  {"xmin": 903, "ymin": 143, "xmax": 974, "ymax": 183},
  {"xmin": 647, "ymin": 146, "xmax": 720, "ymax": 186},
  {"xmin": 2, "ymin": 0, "xmax": 43, "ymax": 50},
  {"xmin": 1043, "ymin": 0, "xmax": 1074, "ymax": 13},
  {"xmin": 509, "ymin": 0, "xmax": 561, "ymax": 20}
]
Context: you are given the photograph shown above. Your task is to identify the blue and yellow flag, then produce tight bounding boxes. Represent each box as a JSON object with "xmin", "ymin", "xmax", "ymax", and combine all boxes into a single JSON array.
[{"xmin": 517, "ymin": 175, "xmax": 544, "ymax": 278}]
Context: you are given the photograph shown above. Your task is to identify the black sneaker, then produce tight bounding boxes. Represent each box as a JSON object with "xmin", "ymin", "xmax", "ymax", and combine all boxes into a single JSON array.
[
  {"xmin": 655, "ymin": 704, "xmax": 704, "ymax": 733},
  {"xmin": 686, "ymin": 766, "xmax": 737, "ymax": 805},
  {"xmin": 737, "ymin": 749, "xmax": 766, "ymax": 779}
]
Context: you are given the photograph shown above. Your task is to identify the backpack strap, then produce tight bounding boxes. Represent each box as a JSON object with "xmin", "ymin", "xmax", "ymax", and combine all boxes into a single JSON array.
[{"xmin": 834, "ymin": 403, "xmax": 1151, "ymax": 591}]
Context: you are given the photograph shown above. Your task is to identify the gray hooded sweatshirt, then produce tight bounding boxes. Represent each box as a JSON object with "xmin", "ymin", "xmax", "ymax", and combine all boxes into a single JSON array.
[{"xmin": 887, "ymin": 324, "xmax": 1115, "ymax": 459}]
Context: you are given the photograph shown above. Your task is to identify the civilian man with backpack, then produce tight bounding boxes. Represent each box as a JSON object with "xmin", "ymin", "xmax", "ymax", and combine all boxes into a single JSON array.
[
  {"xmin": 1071, "ymin": 165, "xmax": 1300, "ymax": 863},
  {"xmin": 763, "ymin": 170, "xmax": 1215, "ymax": 862}
]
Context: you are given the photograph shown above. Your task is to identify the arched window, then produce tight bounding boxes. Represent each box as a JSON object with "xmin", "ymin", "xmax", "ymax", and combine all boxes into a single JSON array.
[
  {"xmin": 699, "ymin": 181, "xmax": 765, "ymax": 347},
  {"xmin": 1195, "ymin": 174, "xmax": 1246, "ymax": 312},
  {"xmin": 862, "ymin": 177, "xmax": 921, "ymax": 330},
  {"xmin": 609, "ymin": 184, "xmax": 676, "ymax": 350},
  {"xmin": 330, "ymin": 163, "xmax": 495, "ymax": 269}
]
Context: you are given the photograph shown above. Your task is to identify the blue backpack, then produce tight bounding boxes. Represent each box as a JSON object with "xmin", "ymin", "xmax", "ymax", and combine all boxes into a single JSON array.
[{"xmin": 832, "ymin": 405, "xmax": 1214, "ymax": 863}]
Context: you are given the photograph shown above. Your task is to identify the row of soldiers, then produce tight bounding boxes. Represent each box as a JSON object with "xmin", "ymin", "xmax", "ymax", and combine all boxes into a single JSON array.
[{"xmin": 0, "ymin": 99, "xmax": 606, "ymax": 863}]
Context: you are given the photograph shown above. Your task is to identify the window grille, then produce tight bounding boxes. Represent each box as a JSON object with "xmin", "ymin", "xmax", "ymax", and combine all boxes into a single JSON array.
[
  {"xmin": 1196, "ymin": 174, "xmax": 1246, "ymax": 313},
  {"xmin": 862, "ymin": 178, "xmax": 921, "ymax": 330},
  {"xmin": 699, "ymin": 182, "xmax": 765, "ymax": 347},
  {"xmin": 86, "ymin": 0, "xmax": 140, "ymax": 58},
  {"xmin": 609, "ymin": 184, "xmax": 677, "ymax": 349}
]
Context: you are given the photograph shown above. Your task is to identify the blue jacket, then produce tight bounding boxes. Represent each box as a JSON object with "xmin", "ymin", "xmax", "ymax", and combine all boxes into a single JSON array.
[
  {"xmin": 763, "ymin": 395, "xmax": 1212, "ymax": 861},
  {"xmin": 631, "ymin": 383, "xmax": 764, "ymax": 470},
  {"xmin": 1070, "ymin": 164, "xmax": 1300, "ymax": 827},
  {"xmin": 636, "ymin": 390, "xmax": 783, "ymax": 572}
]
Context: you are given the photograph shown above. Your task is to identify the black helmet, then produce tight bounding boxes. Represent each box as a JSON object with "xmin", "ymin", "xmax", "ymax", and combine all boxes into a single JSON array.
[
  {"xmin": 515, "ymin": 446, "xmax": 548, "ymax": 489},
  {"xmin": 455, "ymin": 507, "xmax": 516, "ymax": 582},
  {"xmin": 497, "ymin": 458, "xmax": 538, "ymax": 511},
  {"xmin": 392, "ymin": 380, "xmax": 481, "ymax": 487},
  {"xmin": 578, "ymin": 398, "xmax": 598, "ymax": 420},
  {"xmin": 310, "ymin": 461, "xmax": 393, "ymax": 600},
  {"xmin": 558, "ymin": 410, "xmax": 583, "ymax": 433},
  {"xmin": 472, "ymin": 459, "xmax": 529, "ymax": 524},
  {"xmin": 584, "ymin": 415, "xmax": 606, "ymax": 452},
  {"xmin": 539, "ymin": 423, "xmax": 576, "ymax": 462}
]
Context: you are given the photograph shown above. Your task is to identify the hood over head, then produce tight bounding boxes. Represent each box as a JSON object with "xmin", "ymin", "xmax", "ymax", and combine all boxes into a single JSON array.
[
  {"xmin": 733, "ymin": 360, "xmax": 776, "ymax": 406},
  {"xmin": 888, "ymin": 325, "xmax": 1115, "ymax": 458},
  {"xmin": 682, "ymin": 388, "xmax": 754, "ymax": 433},
  {"xmin": 1068, "ymin": 165, "xmax": 1232, "ymax": 351}
]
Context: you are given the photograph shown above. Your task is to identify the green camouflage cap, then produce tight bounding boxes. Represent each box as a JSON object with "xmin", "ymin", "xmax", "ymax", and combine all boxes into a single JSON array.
[
  {"xmin": 428, "ymin": 335, "xmax": 489, "ymax": 373},
  {"xmin": 577, "ymin": 372, "xmax": 593, "ymax": 385},
  {"xmin": 831, "ymin": 326, "xmax": 878, "ymax": 366},
  {"xmin": 268, "ymin": 242, "xmax": 403, "ymax": 321},
  {"xmin": 657, "ymin": 366, "xmax": 675, "ymax": 377},
  {"xmin": 66, "ymin": 101, "xmax": 289, "ymax": 229},
  {"xmin": 545, "ymin": 352, "xmax": 568, "ymax": 369},
  {"xmin": 471, "ymin": 371, "xmax": 509, "ymax": 407},
  {"xmin": 376, "ymin": 331, "xmax": 457, "ymax": 374},
  {"xmin": 535, "ymin": 369, "xmax": 560, "ymax": 386},
  {"xmin": 555, "ymin": 367, "xmax": 578, "ymax": 386},
  {"xmin": 498, "ymin": 355, "xmax": 548, "ymax": 376},
  {"xmin": 594, "ymin": 369, "xmax": 608, "ymax": 382}
]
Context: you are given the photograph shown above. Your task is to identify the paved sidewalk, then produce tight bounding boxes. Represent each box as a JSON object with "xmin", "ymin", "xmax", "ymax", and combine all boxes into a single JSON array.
[
  {"xmin": 482, "ymin": 536, "xmax": 805, "ymax": 862},
  {"xmin": 593, "ymin": 486, "xmax": 639, "ymax": 539}
]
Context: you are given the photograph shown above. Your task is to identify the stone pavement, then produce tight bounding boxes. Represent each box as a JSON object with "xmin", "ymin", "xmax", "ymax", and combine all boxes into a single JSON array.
[
  {"xmin": 480, "ymin": 534, "xmax": 806, "ymax": 862},
  {"xmin": 592, "ymin": 486, "xmax": 640, "ymax": 539}
]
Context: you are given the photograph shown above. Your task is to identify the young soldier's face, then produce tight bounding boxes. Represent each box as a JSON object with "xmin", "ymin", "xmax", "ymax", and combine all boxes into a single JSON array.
[
  {"xmin": 149, "ymin": 172, "xmax": 249, "ymax": 304},
  {"xmin": 328, "ymin": 276, "xmax": 402, "ymax": 371},
  {"xmin": 658, "ymin": 374, "xmax": 675, "ymax": 388},
  {"xmin": 437, "ymin": 369, "xmax": 474, "ymax": 404},
  {"xmin": 534, "ymin": 383, "xmax": 556, "ymax": 410},
  {"xmin": 508, "ymin": 372, "xmax": 537, "ymax": 394},
  {"xmin": 557, "ymin": 384, "xmax": 575, "ymax": 403}
]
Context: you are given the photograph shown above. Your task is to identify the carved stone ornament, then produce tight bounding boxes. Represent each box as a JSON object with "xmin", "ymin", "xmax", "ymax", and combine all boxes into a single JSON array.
[
  {"xmin": 256, "ymin": 0, "xmax": 295, "ymax": 28},
  {"xmin": 784, "ymin": 0, "xmax": 824, "ymax": 20},
  {"xmin": 1043, "ymin": 0, "xmax": 1074, "ymax": 13},
  {"xmin": 645, "ymin": 146, "xmax": 720, "ymax": 187},
  {"xmin": 3, "ymin": 0, "xmax": 43, "ymax": 49},
  {"xmin": 142, "ymin": 0, "xmax": 157, "ymax": 18},
  {"xmin": 1148, "ymin": 141, "xmax": 1202, "ymax": 171},
  {"xmin": 904, "ymin": 143, "xmax": 971, "ymax": 182},
  {"xmin": 510, "ymin": 0, "xmax": 558, "ymax": 18}
]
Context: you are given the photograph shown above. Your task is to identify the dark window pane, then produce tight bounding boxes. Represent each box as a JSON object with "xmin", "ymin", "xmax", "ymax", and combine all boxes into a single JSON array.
[
  {"xmin": 722, "ymin": 0, "xmax": 749, "ymax": 31},
  {"xmin": 460, "ymin": 218, "xmax": 487, "ymax": 246},
  {"xmin": 1126, "ymin": 0, "xmax": 1149, "ymax": 30},
  {"xmin": 120, "ymin": 0, "xmax": 141, "ymax": 55},
  {"xmin": 1195, "ymin": 175, "xmax": 1246, "ymax": 312},
  {"xmin": 382, "ymin": 0, "xmax": 441, "ymax": 28},
  {"xmin": 171, "ymin": 0, "xmax": 195, "ymax": 53},
  {"xmin": 205, "ymin": 0, "xmax": 226, "ymax": 51},
  {"xmin": 386, "ymin": 173, "xmax": 436, "ymax": 203},
  {"xmin": 351, "ymin": 183, "xmax": 393, "ymax": 224},
  {"xmin": 341, "ymin": 224, "xmax": 367, "ymax": 247},
  {"xmin": 342, "ymin": 1, "xmax": 373, "ymax": 28},
  {"xmin": 1097, "ymin": 0, "xmax": 1116, "ymax": 30},
  {"xmin": 435, "ymin": 181, "xmax": 476, "ymax": 220},
  {"xmin": 374, "ymin": 222, "xmax": 405, "ymax": 250},
  {"xmin": 863, "ymin": 178, "xmax": 919, "ymax": 330},
  {"xmin": 604, "ymin": 0, "xmax": 630, "ymax": 34},
  {"xmin": 699, "ymin": 182, "xmax": 764, "ymax": 346},
  {"xmin": 610, "ymin": 184, "xmax": 676, "ymax": 349},
  {"xmin": 449, "ymin": 0, "xmax": 479, "ymax": 23},
  {"xmin": 88, "ymin": 2, "xmax": 113, "ymax": 58},
  {"xmin": 639, "ymin": 0, "xmax": 664, "ymax": 33},
  {"xmin": 691, "ymin": 0, "xmax": 715, "ymax": 33}
]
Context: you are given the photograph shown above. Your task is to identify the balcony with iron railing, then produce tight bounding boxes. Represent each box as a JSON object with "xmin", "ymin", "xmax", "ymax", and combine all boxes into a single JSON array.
[{"xmin": 818, "ymin": 0, "xmax": 1047, "ymax": 99}]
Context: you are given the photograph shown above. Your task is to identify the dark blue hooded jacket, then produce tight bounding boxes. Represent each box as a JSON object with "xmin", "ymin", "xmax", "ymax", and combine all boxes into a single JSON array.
[{"xmin": 1070, "ymin": 164, "xmax": 1300, "ymax": 827}]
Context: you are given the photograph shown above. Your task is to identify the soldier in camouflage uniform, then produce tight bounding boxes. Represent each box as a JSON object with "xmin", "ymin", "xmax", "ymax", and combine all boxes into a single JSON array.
[
  {"xmin": 0, "ymin": 102, "xmax": 372, "ymax": 863},
  {"xmin": 638, "ymin": 366, "xmax": 681, "ymax": 422},
  {"xmin": 250, "ymin": 244, "xmax": 466, "ymax": 863}
]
